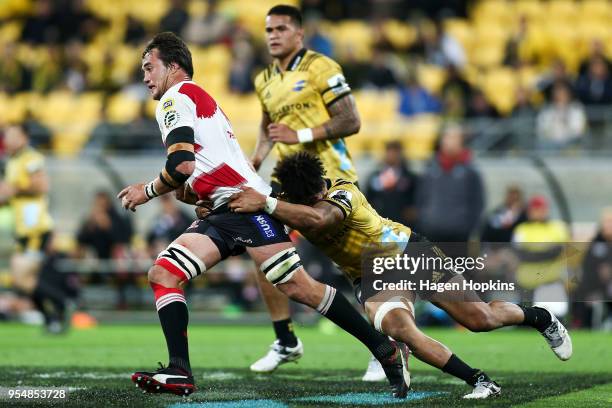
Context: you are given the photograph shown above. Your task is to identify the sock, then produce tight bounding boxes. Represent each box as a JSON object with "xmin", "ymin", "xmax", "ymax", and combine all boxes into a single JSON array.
[
  {"xmin": 152, "ymin": 282, "xmax": 191, "ymax": 374},
  {"xmin": 35, "ymin": 280, "xmax": 66, "ymax": 320},
  {"xmin": 273, "ymin": 318, "xmax": 298, "ymax": 347},
  {"xmin": 519, "ymin": 306, "xmax": 552, "ymax": 332},
  {"xmin": 30, "ymin": 290, "xmax": 52, "ymax": 324},
  {"xmin": 442, "ymin": 354, "xmax": 480, "ymax": 385},
  {"xmin": 316, "ymin": 285, "xmax": 394, "ymax": 361}
]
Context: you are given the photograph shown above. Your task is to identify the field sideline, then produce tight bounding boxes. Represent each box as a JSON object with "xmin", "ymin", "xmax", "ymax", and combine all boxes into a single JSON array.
[{"xmin": 2, "ymin": 323, "xmax": 611, "ymax": 407}]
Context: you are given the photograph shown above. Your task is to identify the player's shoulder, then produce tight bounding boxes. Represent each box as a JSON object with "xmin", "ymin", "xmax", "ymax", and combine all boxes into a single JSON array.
[
  {"xmin": 302, "ymin": 50, "xmax": 341, "ymax": 73},
  {"xmin": 255, "ymin": 64, "xmax": 276, "ymax": 88},
  {"xmin": 326, "ymin": 179, "xmax": 361, "ymax": 202}
]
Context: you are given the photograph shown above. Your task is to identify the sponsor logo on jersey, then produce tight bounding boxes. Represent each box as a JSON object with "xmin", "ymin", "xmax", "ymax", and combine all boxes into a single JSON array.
[
  {"xmin": 164, "ymin": 110, "xmax": 180, "ymax": 128},
  {"xmin": 235, "ymin": 236, "xmax": 254, "ymax": 244},
  {"xmin": 292, "ymin": 80, "xmax": 306, "ymax": 91},
  {"xmin": 252, "ymin": 214, "xmax": 277, "ymax": 240},
  {"xmin": 270, "ymin": 102, "xmax": 312, "ymax": 121},
  {"xmin": 162, "ymin": 98, "xmax": 174, "ymax": 111}
]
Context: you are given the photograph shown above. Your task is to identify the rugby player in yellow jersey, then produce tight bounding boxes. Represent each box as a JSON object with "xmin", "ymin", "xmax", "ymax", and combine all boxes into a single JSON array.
[
  {"xmin": 226, "ymin": 152, "xmax": 574, "ymax": 399},
  {"xmin": 0, "ymin": 125, "xmax": 66, "ymax": 333},
  {"xmin": 249, "ymin": 4, "xmax": 363, "ymax": 374}
]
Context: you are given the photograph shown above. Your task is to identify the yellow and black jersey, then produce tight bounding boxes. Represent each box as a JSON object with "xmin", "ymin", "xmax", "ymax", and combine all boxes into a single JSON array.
[
  {"xmin": 301, "ymin": 179, "xmax": 412, "ymax": 281},
  {"xmin": 4, "ymin": 147, "xmax": 53, "ymax": 244},
  {"xmin": 254, "ymin": 48, "xmax": 357, "ymax": 182}
]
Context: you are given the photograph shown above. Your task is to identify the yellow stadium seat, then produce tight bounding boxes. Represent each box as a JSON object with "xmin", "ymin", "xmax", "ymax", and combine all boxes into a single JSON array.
[
  {"xmin": 472, "ymin": 0, "xmax": 513, "ymax": 26},
  {"xmin": 0, "ymin": 92, "xmax": 27, "ymax": 124},
  {"xmin": 106, "ymin": 93, "xmax": 140, "ymax": 123},
  {"xmin": 514, "ymin": 0, "xmax": 544, "ymax": 19},
  {"xmin": 382, "ymin": 20, "xmax": 416, "ymax": 49},
  {"xmin": 354, "ymin": 90, "xmax": 398, "ymax": 122},
  {"xmin": 400, "ymin": 114, "xmax": 441, "ymax": 160},
  {"xmin": 580, "ymin": 0, "xmax": 612, "ymax": 23},
  {"xmin": 417, "ymin": 64, "xmax": 446, "ymax": 95},
  {"xmin": 546, "ymin": 0, "xmax": 579, "ymax": 22},
  {"xmin": 329, "ymin": 20, "xmax": 373, "ymax": 61},
  {"xmin": 470, "ymin": 43, "xmax": 505, "ymax": 68},
  {"xmin": 443, "ymin": 18, "xmax": 473, "ymax": 50},
  {"xmin": 481, "ymin": 68, "xmax": 518, "ymax": 114}
]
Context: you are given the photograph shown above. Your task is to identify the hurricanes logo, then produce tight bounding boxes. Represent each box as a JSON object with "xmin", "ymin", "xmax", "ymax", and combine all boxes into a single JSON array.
[
  {"xmin": 292, "ymin": 80, "xmax": 306, "ymax": 91},
  {"xmin": 164, "ymin": 110, "xmax": 180, "ymax": 128}
]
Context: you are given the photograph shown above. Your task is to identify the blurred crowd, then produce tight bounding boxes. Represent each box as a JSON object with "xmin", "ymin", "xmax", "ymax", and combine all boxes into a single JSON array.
[{"xmin": 1, "ymin": 0, "xmax": 612, "ymax": 154}]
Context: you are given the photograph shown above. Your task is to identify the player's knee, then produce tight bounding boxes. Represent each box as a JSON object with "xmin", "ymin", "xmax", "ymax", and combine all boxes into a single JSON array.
[{"xmin": 147, "ymin": 265, "xmax": 180, "ymax": 288}]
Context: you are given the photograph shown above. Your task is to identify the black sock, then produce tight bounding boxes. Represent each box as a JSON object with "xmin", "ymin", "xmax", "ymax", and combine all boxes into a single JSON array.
[
  {"xmin": 34, "ymin": 280, "xmax": 66, "ymax": 319},
  {"xmin": 273, "ymin": 318, "xmax": 298, "ymax": 347},
  {"xmin": 317, "ymin": 286, "xmax": 393, "ymax": 361},
  {"xmin": 442, "ymin": 354, "xmax": 480, "ymax": 385},
  {"xmin": 30, "ymin": 290, "xmax": 52, "ymax": 324},
  {"xmin": 158, "ymin": 302, "xmax": 191, "ymax": 374},
  {"xmin": 519, "ymin": 306, "xmax": 552, "ymax": 332}
]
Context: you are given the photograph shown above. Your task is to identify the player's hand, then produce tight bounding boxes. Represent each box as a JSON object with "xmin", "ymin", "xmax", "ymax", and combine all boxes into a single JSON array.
[
  {"xmin": 175, "ymin": 183, "xmax": 199, "ymax": 205},
  {"xmin": 117, "ymin": 183, "xmax": 148, "ymax": 212},
  {"xmin": 268, "ymin": 123, "xmax": 299, "ymax": 145},
  {"xmin": 228, "ymin": 187, "xmax": 266, "ymax": 213},
  {"xmin": 195, "ymin": 199, "xmax": 213, "ymax": 219}
]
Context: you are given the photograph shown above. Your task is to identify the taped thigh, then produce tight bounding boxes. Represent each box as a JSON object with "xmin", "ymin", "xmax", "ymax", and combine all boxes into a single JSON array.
[
  {"xmin": 260, "ymin": 247, "xmax": 302, "ymax": 285},
  {"xmin": 373, "ymin": 296, "xmax": 415, "ymax": 333},
  {"xmin": 155, "ymin": 242, "xmax": 206, "ymax": 281}
]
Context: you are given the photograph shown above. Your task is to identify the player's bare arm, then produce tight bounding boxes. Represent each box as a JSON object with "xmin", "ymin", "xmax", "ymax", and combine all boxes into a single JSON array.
[
  {"xmin": 251, "ymin": 111, "xmax": 274, "ymax": 170},
  {"xmin": 118, "ymin": 127, "xmax": 195, "ymax": 211},
  {"xmin": 228, "ymin": 186, "xmax": 344, "ymax": 233},
  {"xmin": 267, "ymin": 94, "xmax": 360, "ymax": 145}
]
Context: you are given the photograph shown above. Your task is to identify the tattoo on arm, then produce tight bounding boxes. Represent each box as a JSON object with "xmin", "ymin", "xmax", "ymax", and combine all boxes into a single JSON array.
[{"xmin": 322, "ymin": 95, "xmax": 361, "ymax": 139}]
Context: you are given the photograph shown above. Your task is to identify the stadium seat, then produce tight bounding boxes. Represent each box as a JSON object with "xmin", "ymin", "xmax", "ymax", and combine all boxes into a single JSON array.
[
  {"xmin": 400, "ymin": 114, "xmax": 441, "ymax": 160},
  {"xmin": 417, "ymin": 64, "xmax": 446, "ymax": 95},
  {"xmin": 106, "ymin": 93, "xmax": 141, "ymax": 123},
  {"xmin": 481, "ymin": 68, "xmax": 518, "ymax": 114}
]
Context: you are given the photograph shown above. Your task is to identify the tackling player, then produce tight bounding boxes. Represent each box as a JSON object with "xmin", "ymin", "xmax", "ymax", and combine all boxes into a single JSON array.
[
  {"xmin": 249, "ymin": 4, "xmax": 365, "ymax": 375},
  {"xmin": 226, "ymin": 152, "xmax": 574, "ymax": 399},
  {"xmin": 0, "ymin": 125, "xmax": 67, "ymax": 333},
  {"xmin": 118, "ymin": 32, "xmax": 409, "ymax": 398}
]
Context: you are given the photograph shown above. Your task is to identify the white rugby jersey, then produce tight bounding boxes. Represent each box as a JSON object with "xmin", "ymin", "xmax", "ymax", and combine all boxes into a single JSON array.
[{"xmin": 155, "ymin": 80, "xmax": 271, "ymax": 208}]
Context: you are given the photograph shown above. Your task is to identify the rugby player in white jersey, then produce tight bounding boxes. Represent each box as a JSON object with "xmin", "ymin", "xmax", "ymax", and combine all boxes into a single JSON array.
[{"xmin": 117, "ymin": 32, "xmax": 409, "ymax": 398}]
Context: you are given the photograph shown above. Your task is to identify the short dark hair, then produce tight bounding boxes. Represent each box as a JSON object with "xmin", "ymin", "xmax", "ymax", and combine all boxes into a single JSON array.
[
  {"xmin": 143, "ymin": 32, "xmax": 194, "ymax": 78},
  {"xmin": 267, "ymin": 4, "xmax": 302, "ymax": 27},
  {"xmin": 273, "ymin": 152, "xmax": 325, "ymax": 205}
]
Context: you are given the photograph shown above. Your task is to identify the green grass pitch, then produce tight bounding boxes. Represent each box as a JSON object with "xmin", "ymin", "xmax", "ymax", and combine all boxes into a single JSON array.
[{"xmin": 1, "ymin": 323, "xmax": 611, "ymax": 407}]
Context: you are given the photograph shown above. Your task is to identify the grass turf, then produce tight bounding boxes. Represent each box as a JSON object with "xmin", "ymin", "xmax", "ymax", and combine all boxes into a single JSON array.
[{"xmin": 1, "ymin": 323, "xmax": 611, "ymax": 407}]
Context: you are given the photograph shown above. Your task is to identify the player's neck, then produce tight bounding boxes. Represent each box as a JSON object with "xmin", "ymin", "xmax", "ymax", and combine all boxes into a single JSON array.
[
  {"xmin": 277, "ymin": 46, "xmax": 304, "ymax": 72},
  {"xmin": 164, "ymin": 73, "xmax": 191, "ymax": 94}
]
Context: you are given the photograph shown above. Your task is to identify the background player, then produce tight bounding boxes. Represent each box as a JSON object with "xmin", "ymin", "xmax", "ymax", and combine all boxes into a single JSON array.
[
  {"xmin": 249, "ymin": 4, "xmax": 371, "ymax": 376},
  {"xmin": 0, "ymin": 125, "xmax": 67, "ymax": 333},
  {"xmin": 117, "ymin": 32, "xmax": 409, "ymax": 398},
  {"xmin": 226, "ymin": 152, "xmax": 574, "ymax": 399}
]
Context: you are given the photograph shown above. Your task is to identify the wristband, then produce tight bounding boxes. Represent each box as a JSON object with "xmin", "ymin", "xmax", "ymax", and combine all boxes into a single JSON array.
[
  {"xmin": 144, "ymin": 181, "xmax": 159, "ymax": 200},
  {"xmin": 264, "ymin": 196, "xmax": 278, "ymax": 214},
  {"xmin": 297, "ymin": 128, "xmax": 314, "ymax": 143}
]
